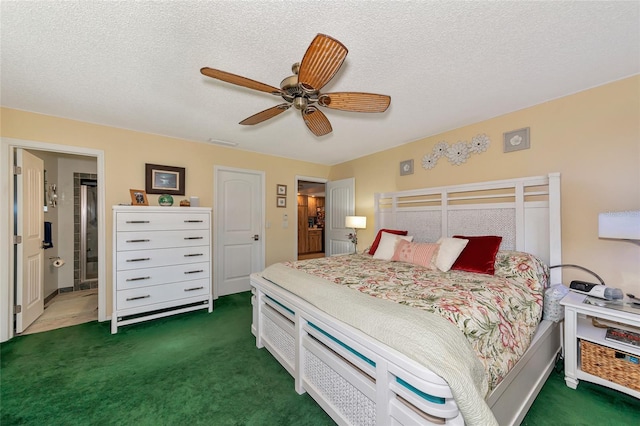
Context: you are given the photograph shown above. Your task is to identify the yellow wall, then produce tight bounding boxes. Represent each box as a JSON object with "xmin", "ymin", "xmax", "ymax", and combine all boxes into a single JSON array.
[
  {"xmin": 1, "ymin": 108, "xmax": 330, "ymax": 313},
  {"xmin": 330, "ymin": 75, "xmax": 640, "ymax": 295},
  {"xmin": 2, "ymin": 75, "xmax": 639, "ymax": 312}
]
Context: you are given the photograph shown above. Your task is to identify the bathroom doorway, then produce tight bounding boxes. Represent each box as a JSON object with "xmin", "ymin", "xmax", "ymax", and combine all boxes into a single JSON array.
[
  {"xmin": 0, "ymin": 138, "xmax": 106, "ymax": 341},
  {"xmin": 22, "ymin": 154, "xmax": 100, "ymax": 334}
]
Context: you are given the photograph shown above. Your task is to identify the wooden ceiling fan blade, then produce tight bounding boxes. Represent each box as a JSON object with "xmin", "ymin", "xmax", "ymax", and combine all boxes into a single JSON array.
[
  {"xmin": 298, "ymin": 34, "xmax": 348, "ymax": 91},
  {"xmin": 320, "ymin": 92, "xmax": 391, "ymax": 113},
  {"xmin": 302, "ymin": 107, "xmax": 332, "ymax": 136},
  {"xmin": 200, "ymin": 67, "xmax": 281, "ymax": 95},
  {"xmin": 239, "ymin": 104, "xmax": 291, "ymax": 125}
]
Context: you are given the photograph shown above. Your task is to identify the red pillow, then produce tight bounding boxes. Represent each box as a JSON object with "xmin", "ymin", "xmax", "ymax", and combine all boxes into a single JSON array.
[
  {"xmin": 368, "ymin": 229, "xmax": 408, "ymax": 255},
  {"xmin": 451, "ymin": 235, "xmax": 502, "ymax": 275}
]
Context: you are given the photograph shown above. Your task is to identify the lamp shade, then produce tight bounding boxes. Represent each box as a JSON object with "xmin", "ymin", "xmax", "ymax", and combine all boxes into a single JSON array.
[
  {"xmin": 345, "ymin": 216, "xmax": 367, "ymax": 229},
  {"xmin": 598, "ymin": 210, "xmax": 640, "ymax": 239}
]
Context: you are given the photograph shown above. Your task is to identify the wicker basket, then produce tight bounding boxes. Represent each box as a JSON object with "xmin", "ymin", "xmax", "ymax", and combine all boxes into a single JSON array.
[{"xmin": 580, "ymin": 340, "xmax": 640, "ymax": 391}]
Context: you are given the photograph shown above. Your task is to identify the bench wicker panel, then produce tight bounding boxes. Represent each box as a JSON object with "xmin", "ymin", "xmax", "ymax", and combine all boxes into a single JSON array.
[{"xmin": 304, "ymin": 349, "xmax": 376, "ymax": 426}]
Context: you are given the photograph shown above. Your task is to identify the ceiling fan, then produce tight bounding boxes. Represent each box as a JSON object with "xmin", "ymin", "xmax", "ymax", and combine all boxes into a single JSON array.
[{"xmin": 200, "ymin": 33, "xmax": 391, "ymax": 137}]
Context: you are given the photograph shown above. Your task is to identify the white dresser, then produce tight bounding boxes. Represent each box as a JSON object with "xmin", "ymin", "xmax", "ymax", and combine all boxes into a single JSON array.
[{"xmin": 112, "ymin": 206, "xmax": 213, "ymax": 333}]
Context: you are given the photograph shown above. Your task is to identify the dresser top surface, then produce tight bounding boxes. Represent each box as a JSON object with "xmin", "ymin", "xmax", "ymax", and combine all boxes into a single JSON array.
[{"xmin": 113, "ymin": 205, "xmax": 211, "ymax": 212}]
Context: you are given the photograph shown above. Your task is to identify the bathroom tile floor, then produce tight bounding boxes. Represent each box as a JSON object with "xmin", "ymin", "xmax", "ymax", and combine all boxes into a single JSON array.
[{"xmin": 21, "ymin": 289, "xmax": 98, "ymax": 335}]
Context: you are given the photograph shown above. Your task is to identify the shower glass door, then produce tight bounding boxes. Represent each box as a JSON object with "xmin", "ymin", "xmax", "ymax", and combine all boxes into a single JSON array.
[{"xmin": 80, "ymin": 179, "xmax": 98, "ymax": 283}]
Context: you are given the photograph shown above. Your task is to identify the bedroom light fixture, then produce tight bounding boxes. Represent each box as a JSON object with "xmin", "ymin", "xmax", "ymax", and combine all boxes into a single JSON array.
[
  {"xmin": 598, "ymin": 210, "xmax": 640, "ymax": 243},
  {"xmin": 345, "ymin": 215, "xmax": 366, "ymax": 253}
]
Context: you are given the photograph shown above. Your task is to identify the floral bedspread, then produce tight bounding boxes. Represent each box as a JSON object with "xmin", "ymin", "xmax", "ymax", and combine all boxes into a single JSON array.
[{"xmin": 283, "ymin": 251, "xmax": 547, "ymax": 389}]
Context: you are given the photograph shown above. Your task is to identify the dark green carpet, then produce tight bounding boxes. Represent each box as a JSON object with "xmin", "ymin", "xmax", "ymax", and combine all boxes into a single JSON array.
[
  {"xmin": 521, "ymin": 363, "xmax": 640, "ymax": 425},
  {"xmin": 1, "ymin": 293, "xmax": 333, "ymax": 426},
  {"xmin": 2, "ymin": 292, "xmax": 638, "ymax": 425}
]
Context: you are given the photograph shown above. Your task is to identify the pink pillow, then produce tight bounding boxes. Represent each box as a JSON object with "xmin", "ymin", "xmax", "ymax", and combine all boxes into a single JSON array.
[
  {"xmin": 391, "ymin": 239, "xmax": 439, "ymax": 269},
  {"xmin": 368, "ymin": 229, "xmax": 408, "ymax": 255},
  {"xmin": 451, "ymin": 235, "xmax": 502, "ymax": 275}
]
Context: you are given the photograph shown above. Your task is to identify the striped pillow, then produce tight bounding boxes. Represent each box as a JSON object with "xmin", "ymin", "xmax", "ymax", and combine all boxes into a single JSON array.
[{"xmin": 391, "ymin": 239, "xmax": 439, "ymax": 269}]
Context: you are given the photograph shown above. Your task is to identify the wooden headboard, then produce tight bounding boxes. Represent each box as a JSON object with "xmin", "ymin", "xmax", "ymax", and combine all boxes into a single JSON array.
[{"xmin": 374, "ymin": 173, "xmax": 562, "ymax": 282}]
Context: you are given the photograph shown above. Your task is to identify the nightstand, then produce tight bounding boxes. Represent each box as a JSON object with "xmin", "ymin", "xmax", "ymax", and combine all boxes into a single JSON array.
[{"xmin": 560, "ymin": 291, "xmax": 640, "ymax": 398}]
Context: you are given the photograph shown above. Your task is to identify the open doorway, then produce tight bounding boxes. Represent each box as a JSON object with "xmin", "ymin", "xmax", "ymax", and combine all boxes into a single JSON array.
[
  {"xmin": 0, "ymin": 138, "xmax": 106, "ymax": 342},
  {"xmin": 296, "ymin": 179, "xmax": 326, "ymax": 260},
  {"xmin": 20, "ymin": 151, "xmax": 99, "ymax": 334}
]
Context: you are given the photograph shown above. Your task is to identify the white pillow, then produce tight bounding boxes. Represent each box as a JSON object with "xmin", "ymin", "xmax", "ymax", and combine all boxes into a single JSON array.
[
  {"xmin": 434, "ymin": 237, "xmax": 469, "ymax": 272},
  {"xmin": 373, "ymin": 232, "xmax": 414, "ymax": 260}
]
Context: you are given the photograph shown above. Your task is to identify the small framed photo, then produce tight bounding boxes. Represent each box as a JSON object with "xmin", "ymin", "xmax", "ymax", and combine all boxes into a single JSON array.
[
  {"xmin": 400, "ymin": 159, "xmax": 414, "ymax": 176},
  {"xmin": 277, "ymin": 184, "xmax": 287, "ymax": 196},
  {"xmin": 130, "ymin": 189, "xmax": 149, "ymax": 206},
  {"xmin": 503, "ymin": 127, "xmax": 530, "ymax": 153},
  {"xmin": 145, "ymin": 163, "xmax": 186, "ymax": 195},
  {"xmin": 277, "ymin": 196, "xmax": 286, "ymax": 208}
]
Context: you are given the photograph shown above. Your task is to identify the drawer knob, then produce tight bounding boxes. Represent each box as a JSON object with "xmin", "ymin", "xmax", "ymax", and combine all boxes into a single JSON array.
[
  {"xmin": 184, "ymin": 220, "xmax": 204, "ymax": 223},
  {"xmin": 126, "ymin": 276, "xmax": 151, "ymax": 282},
  {"xmin": 126, "ymin": 295, "xmax": 151, "ymax": 301},
  {"xmin": 126, "ymin": 239, "xmax": 150, "ymax": 243},
  {"xmin": 184, "ymin": 253, "xmax": 203, "ymax": 257},
  {"xmin": 184, "ymin": 286, "xmax": 204, "ymax": 292},
  {"xmin": 126, "ymin": 220, "xmax": 150, "ymax": 224},
  {"xmin": 184, "ymin": 236, "xmax": 203, "ymax": 240},
  {"xmin": 184, "ymin": 270, "xmax": 204, "ymax": 275},
  {"xmin": 126, "ymin": 258, "xmax": 150, "ymax": 262}
]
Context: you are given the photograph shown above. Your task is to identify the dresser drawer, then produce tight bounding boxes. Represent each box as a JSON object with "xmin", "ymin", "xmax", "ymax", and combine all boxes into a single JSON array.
[
  {"xmin": 117, "ymin": 212, "xmax": 209, "ymax": 231},
  {"xmin": 117, "ymin": 262, "xmax": 210, "ymax": 290},
  {"xmin": 116, "ymin": 229, "xmax": 209, "ymax": 251},
  {"xmin": 116, "ymin": 246, "xmax": 210, "ymax": 270},
  {"xmin": 116, "ymin": 278, "xmax": 210, "ymax": 312}
]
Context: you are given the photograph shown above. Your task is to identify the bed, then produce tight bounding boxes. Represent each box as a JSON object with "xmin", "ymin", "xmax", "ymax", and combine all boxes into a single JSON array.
[{"xmin": 250, "ymin": 173, "xmax": 563, "ymax": 426}]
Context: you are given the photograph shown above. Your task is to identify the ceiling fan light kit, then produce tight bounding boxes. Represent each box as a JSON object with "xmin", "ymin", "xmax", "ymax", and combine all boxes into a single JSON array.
[{"xmin": 200, "ymin": 33, "xmax": 391, "ymax": 136}]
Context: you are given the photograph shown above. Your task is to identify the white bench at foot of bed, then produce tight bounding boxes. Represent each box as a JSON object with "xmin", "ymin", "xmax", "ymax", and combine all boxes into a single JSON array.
[{"xmin": 250, "ymin": 278, "xmax": 561, "ymax": 426}]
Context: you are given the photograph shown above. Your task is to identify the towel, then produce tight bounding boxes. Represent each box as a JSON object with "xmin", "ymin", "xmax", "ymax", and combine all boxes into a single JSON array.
[{"xmin": 43, "ymin": 221, "xmax": 53, "ymax": 249}]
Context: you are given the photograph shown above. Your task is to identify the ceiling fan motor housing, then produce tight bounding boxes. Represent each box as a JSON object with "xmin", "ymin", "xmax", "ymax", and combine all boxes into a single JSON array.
[
  {"xmin": 280, "ymin": 75, "xmax": 299, "ymax": 97},
  {"xmin": 281, "ymin": 73, "xmax": 319, "ymax": 110}
]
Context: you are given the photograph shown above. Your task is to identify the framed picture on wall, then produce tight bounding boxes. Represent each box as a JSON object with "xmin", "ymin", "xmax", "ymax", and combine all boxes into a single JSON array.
[
  {"xmin": 503, "ymin": 127, "xmax": 530, "ymax": 153},
  {"xmin": 129, "ymin": 189, "xmax": 149, "ymax": 206},
  {"xmin": 277, "ymin": 184, "xmax": 287, "ymax": 195},
  {"xmin": 400, "ymin": 159, "xmax": 414, "ymax": 176},
  {"xmin": 277, "ymin": 196, "xmax": 286, "ymax": 208},
  {"xmin": 145, "ymin": 163, "xmax": 185, "ymax": 195}
]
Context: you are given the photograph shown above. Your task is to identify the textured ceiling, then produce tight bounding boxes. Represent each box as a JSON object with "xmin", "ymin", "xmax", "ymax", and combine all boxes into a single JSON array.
[{"xmin": 1, "ymin": 1, "xmax": 638, "ymax": 165}]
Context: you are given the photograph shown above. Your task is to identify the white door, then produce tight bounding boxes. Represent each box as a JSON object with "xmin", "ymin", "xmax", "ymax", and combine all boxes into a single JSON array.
[
  {"xmin": 15, "ymin": 149, "xmax": 45, "ymax": 333},
  {"xmin": 214, "ymin": 167, "xmax": 264, "ymax": 298},
  {"xmin": 324, "ymin": 177, "xmax": 355, "ymax": 256}
]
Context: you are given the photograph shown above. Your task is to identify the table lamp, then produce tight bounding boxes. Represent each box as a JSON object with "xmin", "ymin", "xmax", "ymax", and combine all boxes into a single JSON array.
[{"xmin": 345, "ymin": 216, "xmax": 366, "ymax": 253}]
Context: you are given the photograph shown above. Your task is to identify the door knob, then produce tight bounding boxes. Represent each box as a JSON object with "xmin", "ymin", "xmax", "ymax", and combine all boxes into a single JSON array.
[{"xmin": 253, "ymin": 234, "xmax": 259, "ymax": 241}]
